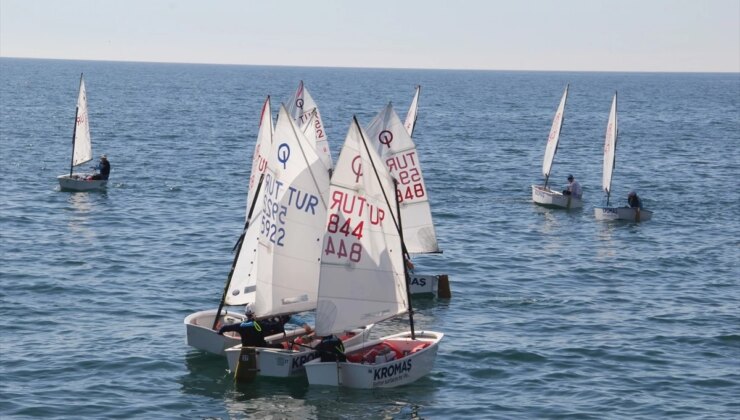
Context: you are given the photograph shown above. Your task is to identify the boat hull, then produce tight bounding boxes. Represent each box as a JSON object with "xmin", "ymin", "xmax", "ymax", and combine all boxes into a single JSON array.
[
  {"xmin": 183, "ymin": 309, "xmax": 246, "ymax": 355},
  {"xmin": 531, "ymin": 185, "xmax": 582, "ymax": 209},
  {"xmin": 225, "ymin": 325, "xmax": 374, "ymax": 377},
  {"xmin": 594, "ymin": 206, "xmax": 653, "ymax": 222},
  {"xmin": 305, "ymin": 330, "xmax": 443, "ymax": 389},
  {"xmin": 58, "ymin": 174, "xmax": 107, "ymax": 191}
]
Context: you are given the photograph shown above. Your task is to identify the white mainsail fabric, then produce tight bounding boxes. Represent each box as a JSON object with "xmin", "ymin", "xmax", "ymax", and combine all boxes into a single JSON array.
[
  {"xmin": 247, "ymin": 96, "xmax": 274, "ymax": 216},
  {"xmin": 315, "ymin": 117, "xmax": 408, "ymax": 336},
  {"xmin": 364, "ymin": 103, "xmax": 439, "ymax": 254},
  {"xmin": 226, "ymin": 196, "xmax": 262, "ymax": 306},
  {"xmin": 72, "ymin": 75, "xmax": 92, "ymax": 167},
  {"xmin": 252, "ymin": 105, "xmax": 330, "ymax": 317},
  {"xmin": 542, "ymin": 85, "xmax": 568, "ymax": 179},
  {"xmin": 286, "ymin": 81, "xmax": 333, "ymax": 172},
  {"xmin": 602, "ymin": 93, "xmax": 619, "ymax": 195},
  {"xmin": 404, "ymin": 85, "xmax": 420, "ymax": 137}
]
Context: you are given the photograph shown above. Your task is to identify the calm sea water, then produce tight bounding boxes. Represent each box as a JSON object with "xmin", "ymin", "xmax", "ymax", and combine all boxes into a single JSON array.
[{"xmin": 1, "ymin": 58, "xmax": 738, "ymax": 419}]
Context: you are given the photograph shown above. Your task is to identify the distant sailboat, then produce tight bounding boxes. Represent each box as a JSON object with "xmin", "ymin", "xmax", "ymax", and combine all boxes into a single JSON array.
[
  {"xmin": 304, "ymin": 116, "xmax": 443, "ymax": 389},
  {"xmin": 531, "ymin": 85, "xmax": 582, "ymax": 209},
  {"xmin": 404, "ymin": 85, "xmax": 420, "ymax": 137},
  {"xmin": 594, "ymin": 92, "xmax": 653, "ymax": 222},
  {"xmin": 57, "ymin": 74, "xmax": 107, "ymax": 191}
]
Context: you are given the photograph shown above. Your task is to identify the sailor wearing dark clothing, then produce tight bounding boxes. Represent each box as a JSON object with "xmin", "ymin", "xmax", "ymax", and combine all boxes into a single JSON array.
[
  {"xmin": 217, "ymin": 319, "xmax": 267, "ymax": 347},
  {"xmin": 315, "ymin": 335, "xmax": 346, "ymax": 362},
  {"xmin": 91, "ymin": 154, "xmax": 110, "ymax": 180},
  {"xmin": 627, "ymin": 191, "xmax": 642, "ymax": 208}
]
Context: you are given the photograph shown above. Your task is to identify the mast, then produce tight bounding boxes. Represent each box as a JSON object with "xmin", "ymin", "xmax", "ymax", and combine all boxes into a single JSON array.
[
  {"xmin": 212, "ymin": 173, "xmax": 265, "ymax": 329},
  {"xmin": 355, "ymin": 116, "xmax": 415, "ymax": 339},
  {"xmin": 69, "ymin": 105, "xmax": 80, "ymax": 177}
]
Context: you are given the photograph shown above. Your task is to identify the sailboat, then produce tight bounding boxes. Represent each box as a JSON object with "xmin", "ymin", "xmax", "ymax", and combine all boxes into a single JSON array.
[
  {"xmin": 219, "ymin": 106, "xmax": 371, "ymax": 377},
  {"xmin": 304, "ymin": 116, "xmax": 443, "ymax": 389},
  {"xmin": 531, "ymin": 85, "xmax": 582, "ymax": 209},
  {"xmin": 57, "ymin": 74, "xmax": 107, "ymax": 191},
  {"xmin": 365, "ymin": 99, "xmax": 449, "ymax": 297},
  {"xmin": 286, "ymin": 81, "xmax": 333, "ymax": 174},
  {"xmin": 594, "ymin": 93, "xmax": 653, "ymax": 222}
]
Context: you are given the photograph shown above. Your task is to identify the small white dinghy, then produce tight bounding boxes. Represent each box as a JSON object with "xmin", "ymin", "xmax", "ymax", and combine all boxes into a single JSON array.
[
  {"xmin": 594, "ymin": 92, "xmax": 653, "ymax": 222},
  {"xmin": 57, "ymin": 74, "xmax": 107, "ymax": 191},
  {"xmin": 366, "ymin": 91, "xmax": 451, "ymax": 298},
  {"xmin": 531, "ymin": 85, "xmax": 582, "ymax": 209},
  {"xmin": 304, "ymin": 117, "xmax": 443, "ymax": 389}
]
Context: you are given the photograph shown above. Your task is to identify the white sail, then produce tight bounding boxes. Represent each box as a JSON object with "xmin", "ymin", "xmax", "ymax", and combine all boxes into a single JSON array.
[
  {"xmin": 404, "ymin": 85, "xmax": 420, "ymax": 137},
  {"xmin": 247, "ymin": 96, "xmax": 274, "ymax": 215},
  {"xmin": 225, "ymin": 198, "xmax": 263, "ymax": 306},
  {"xmin": 601, "ymin": 93, "xmax": 619, "ymax": 196},
  {"xmin": 286, "ymin": 81, "xmax": 333, "ymax": 172},
  {"xmin": 364, "ymin": 103, "xmax": 439, "ymax": 254},
  {"xmin": 542, "ymin": 85, "xmax": 568, "ymax": 179},
  {"xmin": 315, "ymin": 117, "xmax": 408, "ymax": 336},
  {"xmin": 72, "ymin": 74, "xmax": 92, "ymax": 167},
  {"xmin": 252, "ymin": 105, "xmax": 330, "ymax": 317}
]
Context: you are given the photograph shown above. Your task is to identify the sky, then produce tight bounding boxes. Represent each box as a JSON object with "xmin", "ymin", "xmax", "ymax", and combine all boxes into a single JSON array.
[{"xmin": 1, "ymin": 0, "xmax": 738, "ymax": 73}]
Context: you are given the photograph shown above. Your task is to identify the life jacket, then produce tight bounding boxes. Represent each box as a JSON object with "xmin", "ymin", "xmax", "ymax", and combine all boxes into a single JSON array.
[{"xmin": 316, "ymin": 335, "xmax": 346, "ymax": 362}]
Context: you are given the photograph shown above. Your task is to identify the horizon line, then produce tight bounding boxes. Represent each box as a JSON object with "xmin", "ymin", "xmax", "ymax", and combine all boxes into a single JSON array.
[{"xmin": 2, "ymin": 56, "xmax": 738, "ymax": 75}]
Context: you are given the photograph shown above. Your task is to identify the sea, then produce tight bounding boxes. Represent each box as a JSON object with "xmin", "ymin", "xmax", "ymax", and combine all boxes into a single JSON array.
[{"xmin": 0, "ymin": 58, "xmax": 738, "ymax": 419}]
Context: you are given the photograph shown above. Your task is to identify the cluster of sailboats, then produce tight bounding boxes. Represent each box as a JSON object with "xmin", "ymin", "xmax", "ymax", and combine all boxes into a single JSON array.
[
  {"xmin": 532, "ymin": 85, "xmax": 653, "ymax": 222},
  {"xmin": 184, "ymin": 83, "xmax": 444, "ymax": 389}
]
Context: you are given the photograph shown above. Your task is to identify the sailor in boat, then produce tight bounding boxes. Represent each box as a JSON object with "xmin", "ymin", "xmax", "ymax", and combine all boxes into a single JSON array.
[
  {"xmin": 562, "ymin": 174, "xmax": 582, "ymax": 198},
  {"xmin": 89, "ymin": 154, "xmax": 111, "ymax": 181},
  {"xmin": 314, "ymin": 335, "xmax": 346, "ymax": 362},
  {"xmin": 627, "ymin": 191, "xmax": 642, "ymax": 208},
  {"xmin": 216, "ymin": 303, "xmax": 312, "ymax": 348}
]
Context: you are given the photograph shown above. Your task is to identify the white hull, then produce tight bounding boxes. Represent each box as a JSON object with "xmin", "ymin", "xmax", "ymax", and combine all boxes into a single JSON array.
[
  {"xmin": 183, "ymin": 309, "xmax": 246, "ymax": 355},
  {"xmin": 532, "ymin": 185, "xmax": 582, "ymax": 209},
  {"xmin": 225, "ymin": 325, "xmax": 374, "ymax": 376},
  {"xmin": 594, "ymin": 206, "xmax": 653, "ymax": 222},
  {"xmin": 409, "ymin": 275, "xmax": 438, "ymax": 295},
  {"xmin": 58, "ymin": 174, "xmax": 107, "ymax": 191},
  {"xmin": 305, "ymin": 330, "xmax": 443, "ymax": 389}
]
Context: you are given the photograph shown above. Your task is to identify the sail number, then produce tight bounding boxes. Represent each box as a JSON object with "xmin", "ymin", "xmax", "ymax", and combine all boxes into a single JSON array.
[
  {"xmin": 386, "ymin": 152, "xmax": 426, "ymax": 204},
  {"xmin": 324, "ymin": 214, "xmax": 363, "ymax": 262},
  {"xmin": 261, "ymin": 196, "xmax": 287, "ymax": 247}
]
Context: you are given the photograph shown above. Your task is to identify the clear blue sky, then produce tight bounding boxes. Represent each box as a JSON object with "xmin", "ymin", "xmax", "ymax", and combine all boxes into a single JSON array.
[{"xmin": 1, "ymin": 0, "xmax": 738, "ymax": 72}]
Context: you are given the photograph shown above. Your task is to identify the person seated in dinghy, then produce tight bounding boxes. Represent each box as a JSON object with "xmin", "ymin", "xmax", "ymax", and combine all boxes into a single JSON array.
[
  {"xmin": 562, "ymin": 174, "xmax": 582, "ymax": 198},
  {"xmin": 88, "ymin": 154, "xmax": 111, "ymax": 180},
  {"xmin": 217, "ymin": 303, "xmax": 312, "ymax": 348},
  {"xmin": 627, "ymin": 191, "xmax": 643, "ymax": 209},
  {"xmin": 314, "ymin": 335, "xmax": 346, "ymax": 362}
]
